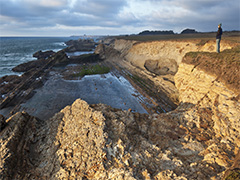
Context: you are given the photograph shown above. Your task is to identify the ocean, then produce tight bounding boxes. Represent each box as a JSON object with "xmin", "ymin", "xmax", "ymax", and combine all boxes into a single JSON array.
[{"xmin": 0, "ymin": 37, "xmax": 80, "ymax": 77}]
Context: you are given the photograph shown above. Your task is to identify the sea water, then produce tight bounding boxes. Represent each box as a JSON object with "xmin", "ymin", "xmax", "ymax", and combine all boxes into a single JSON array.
[{"xmin": 0, "ymin": 37, "xmax": 79, "ymax": 77}]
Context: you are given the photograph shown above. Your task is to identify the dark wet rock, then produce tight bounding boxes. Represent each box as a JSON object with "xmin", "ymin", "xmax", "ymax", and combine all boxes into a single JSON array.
[
  {"xmin": 12, "ymin": 59, "xmax": 50, "ymax": 72},
  {"xmin": 69, "ymin": 53, "xmax": 102, "ymax": 64},
  {"xmin": 64, "ymin": 39, "xmax": 97, "ymax": 52},
  {"xmin": 144, "ymin": 58, "xmax": 178, "ymax": 75},
  {"xmin": 0, "ymin": 75, "xmax": 22, "ymax": 94},
  {"xmin": 51, "ymin": 50, "xmax": 69, "ymax": 66},
  {"xmin": 13, "ymin": 50, "xmax": 69, "ymax": 72},
  {"xmin": 1, "ymin": 50, "xmax": 69, "ymax": 110},
  {"xmin": 0, "ymin": 70, "xmax": 44, "ymax": 109},
  {"xmin": 33, "ymin": 50, "xmax": 55, "ymax": 59}
]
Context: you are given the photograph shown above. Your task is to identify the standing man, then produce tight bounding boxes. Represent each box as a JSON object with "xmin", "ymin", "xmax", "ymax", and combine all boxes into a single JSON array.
[{"xmin": 216, "ymin": 23, "xmax": 223, "ymax": 53}]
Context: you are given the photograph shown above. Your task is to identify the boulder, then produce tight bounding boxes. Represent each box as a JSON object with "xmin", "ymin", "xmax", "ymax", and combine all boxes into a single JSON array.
[{"xmin": 144, "ymin": 58, "xmax": 178, "ymax": 75}]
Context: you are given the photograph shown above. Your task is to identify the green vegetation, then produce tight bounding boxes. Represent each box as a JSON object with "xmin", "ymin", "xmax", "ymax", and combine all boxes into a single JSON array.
[{"xmin": 73, "ymin": 64, "xmax": 110, "ymax": 77}]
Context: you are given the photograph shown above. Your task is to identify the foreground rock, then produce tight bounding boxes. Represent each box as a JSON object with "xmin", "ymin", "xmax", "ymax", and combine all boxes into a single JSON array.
[{"xmin": 0, "ymin": 94, "xmax": 239, "ymax": 179}]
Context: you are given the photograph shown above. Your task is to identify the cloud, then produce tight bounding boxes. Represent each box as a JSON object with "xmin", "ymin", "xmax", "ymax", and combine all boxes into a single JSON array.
[
  {"xmin": 0, "ymin": 0, "xmax": 239, "ymax": 36},
  {"xmin": 123, "ymin": 0, "xmax": 240, "ymax": 32},
  {"xmin": 72, "ymin": 0, "xmax": 127, "ymax": 17}
]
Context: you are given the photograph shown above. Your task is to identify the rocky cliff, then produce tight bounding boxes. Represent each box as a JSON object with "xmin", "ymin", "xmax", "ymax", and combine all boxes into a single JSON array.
[
  {"xmin": 0, "ymin": 38, "xmax": 239, "ymax": 179},
  {"xmin": 97, "ymin": 38, "xmax": 234, "ymax": 69},
  {"xmin": 95, "ymin": 38, "xmax": 236, "ymax": 111}
]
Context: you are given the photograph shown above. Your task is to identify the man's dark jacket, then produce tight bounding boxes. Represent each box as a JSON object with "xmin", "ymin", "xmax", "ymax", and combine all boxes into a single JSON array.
[{"xmin": 216, "ymin": 27, "xmax": 222, "ymax": 39}]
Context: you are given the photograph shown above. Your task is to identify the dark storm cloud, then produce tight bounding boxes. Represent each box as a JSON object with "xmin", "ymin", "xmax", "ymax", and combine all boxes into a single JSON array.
[{"xmin": 0, "ymin": 0, "xmax": 239, "ymax": 36}]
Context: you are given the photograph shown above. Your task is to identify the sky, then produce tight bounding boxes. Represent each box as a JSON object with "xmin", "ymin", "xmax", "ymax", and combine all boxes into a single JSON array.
[{"xmin": 0, "ymin": 0, "xmax": 240, "ymax": 36}]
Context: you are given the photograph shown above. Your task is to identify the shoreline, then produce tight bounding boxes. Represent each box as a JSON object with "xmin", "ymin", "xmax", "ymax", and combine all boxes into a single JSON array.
[{"xmin": 0, "ymin": 40, "xmax": 152, "ymax": 119}]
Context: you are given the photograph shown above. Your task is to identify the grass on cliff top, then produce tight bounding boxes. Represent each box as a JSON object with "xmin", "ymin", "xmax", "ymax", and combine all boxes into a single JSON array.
[
  {"xmin": 112, "ymin": 31, "xmax": 240, "ymax": 43},
  {"xmin": 184, "ymin": 46, "xmax": 240, "ymax": 94},
  {"xmin": 73, "ymin": 64, "xmax": 110, "ymax": 77}
]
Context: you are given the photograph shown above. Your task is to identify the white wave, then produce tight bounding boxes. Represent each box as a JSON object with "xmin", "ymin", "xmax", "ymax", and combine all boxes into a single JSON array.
[
  {"xmin": 52, "ymin": 48, "xmax": 63, "ymax": 52},
  {"xmin": 53, "ymin": 42, "xmax": 67, "ymax": 46},
  {"xmin": 20, "ymin": 54, "xmax": 37, "ymax": 62},
  {"xmin": 66, "ymin": 51, "xmax": 93, "ymax": 57}
]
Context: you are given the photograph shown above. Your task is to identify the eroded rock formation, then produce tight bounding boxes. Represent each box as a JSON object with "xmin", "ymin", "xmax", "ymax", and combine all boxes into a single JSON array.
[
  {"xmin": 0, "ymin": 38, "xmax": 239, "ymax": 179},
  {"xmin": 1, "ymin": 93, "xmax": 239, "ymax": 179}
]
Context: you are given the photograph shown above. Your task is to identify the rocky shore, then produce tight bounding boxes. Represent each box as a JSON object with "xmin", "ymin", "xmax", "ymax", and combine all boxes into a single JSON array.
[{"xmin": 0, "ymin": 35, "xmax": 240, "ymax": 179}]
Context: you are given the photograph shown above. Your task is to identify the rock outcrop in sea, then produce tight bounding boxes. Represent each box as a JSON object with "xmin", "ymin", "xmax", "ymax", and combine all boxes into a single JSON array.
[
  {"xmin": 64, "ymin": 39, "xmax": 97, "ymax": 52},
  {"xmin": 0, "ymin": 35, "xmax": 239, "ymax": 179}
]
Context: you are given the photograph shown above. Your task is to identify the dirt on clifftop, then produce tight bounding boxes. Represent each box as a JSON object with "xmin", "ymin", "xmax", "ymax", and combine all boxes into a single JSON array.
[{"xmin": 183, "ymin": 46, "xmax": 240, "ymax": 95}]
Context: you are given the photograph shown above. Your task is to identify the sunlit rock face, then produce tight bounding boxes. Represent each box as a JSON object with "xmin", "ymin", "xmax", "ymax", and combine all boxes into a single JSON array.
[{"xmin": 1, "ymin": 95, "xmax": 239, "ymax": 179}]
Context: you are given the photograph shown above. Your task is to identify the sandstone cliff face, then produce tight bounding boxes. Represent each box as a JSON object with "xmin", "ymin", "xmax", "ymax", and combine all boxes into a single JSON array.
[
  {"xmin": 95, "ymin": 39, "xmax": 235, "ymax": 109},
  {"xmin": 97, "ymin": 39, "xmax": 233, "ymax": 72},
  {"xmin": 175, "ymin": 62, "xmax": 240, "ymax": 164}
]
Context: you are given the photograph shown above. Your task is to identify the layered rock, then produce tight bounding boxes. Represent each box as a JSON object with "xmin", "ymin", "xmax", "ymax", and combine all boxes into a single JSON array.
[
  {"xmin": 0, "ymin": 50, "xmax": 69, "ymax": 111},
  {"xmin": 174, "ymin": 51, "xmax": 240, "ymax": 179},
  {"xmin": 97, "ymin": 39, "xmax": 234, "ymax": 71},
  {"xmin": 175, "ymin": 50, "xmax": 240, "ymax": 146}
]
